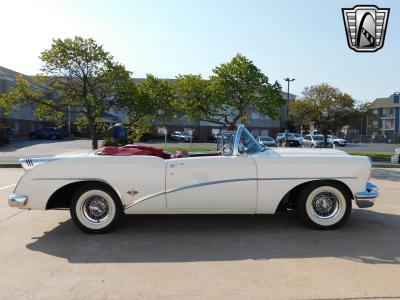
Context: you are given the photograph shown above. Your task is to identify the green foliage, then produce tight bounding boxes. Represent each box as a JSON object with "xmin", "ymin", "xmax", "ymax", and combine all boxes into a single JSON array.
[
  {"xmin": 126, "ymin": 121, "xmax": 155, "ymax": 143},
  {"xmin": 102, "ymin": 136, "xmax": 121, "ymax": 147},
  {"xmin": 0, "ymin": 37, "xmax": 136, "ymax": 149},
  {"xmin": 173, "ymin": 53, "xmax": 284, "ymax": 126},
  {"xmin": 290, "ymin": 83, "xmax": 356, "ymax": 144},
  {"xmin": 173, "ymin": 74, "xmax": 222, "ymax": 122},
  {"xmin": 348, "ymin": 152, "xmax": 393, "ymax": 161}
]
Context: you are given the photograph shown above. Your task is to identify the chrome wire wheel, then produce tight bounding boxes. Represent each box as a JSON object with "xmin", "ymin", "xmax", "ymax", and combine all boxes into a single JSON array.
[
  {"xmin": 305, "ymin": 186, "xmax": 347, "ymax": 227},
  {"xmin": 82, "ymin": 195, "xmax": 110, "ymax": 223},
  {"xmin": 75, "ymin": 189, "xmax": 116, "ymax": 230}
]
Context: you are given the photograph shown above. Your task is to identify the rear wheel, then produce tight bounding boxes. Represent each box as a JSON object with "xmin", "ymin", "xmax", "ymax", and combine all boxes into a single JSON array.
[
  {"xmin": 70, "ymin": 183, "xmax": 123, "ymax": 233},
  {"xmin": 297, "ymin": 182, "xmax": 351, "ymax": 229}
]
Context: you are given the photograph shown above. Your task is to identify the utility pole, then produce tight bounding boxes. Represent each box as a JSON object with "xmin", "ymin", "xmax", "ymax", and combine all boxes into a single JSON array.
[
  {"xmin": 283, "ymin": 78, "xmax": 295, "ymax": 147},
  {"xmin": 68, "ymin": 105, "xmax": 71, "ymax": 137}
]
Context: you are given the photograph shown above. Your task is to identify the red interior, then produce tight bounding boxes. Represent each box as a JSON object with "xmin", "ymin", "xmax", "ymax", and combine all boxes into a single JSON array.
[
  {"xmin": 96, "ymin": 145, "xmax": 220, "ymax": 159},
  {"xmin": 96, "ymin": 145, "xmax": 172, "ymax": 159}
]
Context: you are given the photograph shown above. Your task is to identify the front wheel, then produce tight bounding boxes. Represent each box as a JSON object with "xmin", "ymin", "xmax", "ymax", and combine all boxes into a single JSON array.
[
  {"xmin": 297, "ymin": 182, "xmax": 351, "ymax": 229},
  {"xmin": 70, "ymin": 183, "xmax": 123, "ymax": 233}
]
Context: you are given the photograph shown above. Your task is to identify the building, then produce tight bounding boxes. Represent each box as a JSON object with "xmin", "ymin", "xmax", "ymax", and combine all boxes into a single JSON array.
[
  {"xmin": 0, "ymin": 66, "xmax": 44, "ymax": 137},
  {"xmin": 366, "ymin": 93, "xmax": 400, "ymax": 137},
  {"xmin": 0, "ymin": 66, "xmax": 122, "ymax": 138},
  {"xmin": 112, "ymin": 78, "xmax": 296, "ymax": 142},
  {"xmin": 1, "ymin": 66, "xmax": 295, "ymax": 141}
]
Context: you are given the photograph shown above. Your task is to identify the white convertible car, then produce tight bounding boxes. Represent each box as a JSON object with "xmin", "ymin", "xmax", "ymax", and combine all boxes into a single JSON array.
[{"xmin": 9, "ymin": 125, "xmax": 378, "ymax": 233}]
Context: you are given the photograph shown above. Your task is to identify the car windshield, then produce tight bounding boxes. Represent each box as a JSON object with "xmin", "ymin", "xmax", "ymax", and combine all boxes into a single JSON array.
[
  {"xmin": 218, "ymin": 126, "xmax": 263, "ymax": 155},
  {"xmin": 329, "ymin": 135, "xmax": 338, "ymax": 139},
  {"xmin": 313, "ymin": 135, "xmax": 324, "ymax": 141},
  {"xmin": 260, "ymin": 136, "xmax": 273, "ymax": 141},
  {"xmin": 240, "ymin": 128, "xmax": 264, "ymax": 154}
]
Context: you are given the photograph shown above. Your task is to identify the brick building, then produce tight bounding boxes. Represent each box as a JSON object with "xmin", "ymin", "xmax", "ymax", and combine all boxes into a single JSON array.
[{"xmin": 366, "ymin": 93, "xmax": 400, "ymax": 137}]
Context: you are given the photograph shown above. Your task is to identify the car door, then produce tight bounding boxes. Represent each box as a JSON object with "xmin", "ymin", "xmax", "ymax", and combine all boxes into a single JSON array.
[
  {"xmin": 165, "ymin": 155, "xmax": 257, "ymax": 211},
  {"xmin": 303, "ymin": 135, "xmax": 310, "ymax": 147}
]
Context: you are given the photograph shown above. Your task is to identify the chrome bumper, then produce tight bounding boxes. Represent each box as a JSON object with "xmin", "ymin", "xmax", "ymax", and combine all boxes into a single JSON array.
[
  {"xmin": 355, "ymin": 182, "xmax": 378, "ymax": 208},
  {"xmin": 8, "ymin": 194, "xmax": 27, "ymax": 207}
]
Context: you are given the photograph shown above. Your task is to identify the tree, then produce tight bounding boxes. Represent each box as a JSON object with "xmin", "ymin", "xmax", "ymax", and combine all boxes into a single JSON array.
[
  {"xmin": 0, "ymin": 37, "xmax": 135, "ymax": 149},
  {"xmin": 174, "ymin": 54, "xmax": 284, "ymax": 126},
  {"xmin": 116, "ymin": 74, "xmax": 175, "ymax": 142},
  {"xmin": 290, "ymin": 83, "xmax": 356, "ymax": 146},
  {"xmin": 173, "ymin": 74, "xmax": 223, "ymax": 123}
]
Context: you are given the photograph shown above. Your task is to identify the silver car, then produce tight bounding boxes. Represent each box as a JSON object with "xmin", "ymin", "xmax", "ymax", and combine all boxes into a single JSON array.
[
  {"xmin": 170, "ymin": 131, "xmax": 191, "ymax": 142},
  {"xmin": 258, "ymin": 135, "xmax": 277, "ymax": 147},
  {"xmin": 303, "ymin": 135, "xmax": 325, "ymax": 148}
]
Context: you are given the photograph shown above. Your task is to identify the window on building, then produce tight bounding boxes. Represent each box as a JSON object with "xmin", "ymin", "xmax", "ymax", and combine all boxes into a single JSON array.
[
  {"xmin": 382, "ymin": 108, "xmax": 394, "ymax": 117},
  {"xmin": 372, "ymin": 120, "xmax": 379, "ymax": 129},
  {"xmin": 382, "ymin": 119, "xmax": 394, "ymax": 130},
  {"xmin": 373, "ymin": 109, "xmax": 379, "ymax": 115}
]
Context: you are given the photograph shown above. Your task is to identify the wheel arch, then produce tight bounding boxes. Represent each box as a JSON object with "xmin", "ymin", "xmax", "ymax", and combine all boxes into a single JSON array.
[
  {"xmin": 276, "ymin": 179, "xmax": 353, "ymax": 213},
  {"xmin": 46, "ymin": 180, "xmax": 123, "ymax": 210}
]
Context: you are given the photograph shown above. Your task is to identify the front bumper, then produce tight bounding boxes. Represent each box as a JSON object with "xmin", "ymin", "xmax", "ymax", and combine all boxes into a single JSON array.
[
  {"xmin": 355, "ymin": 182, "xmax": 378, "ymax": 208},
  {"xmin": 8, "ymin": 194, "xmax": 28, "ymax": 208}
]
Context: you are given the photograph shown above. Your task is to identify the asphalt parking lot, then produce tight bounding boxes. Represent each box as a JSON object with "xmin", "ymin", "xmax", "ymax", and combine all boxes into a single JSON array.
[{"xmin": 0, "ymin": 168, "xmax": 399, "ymax": 300}]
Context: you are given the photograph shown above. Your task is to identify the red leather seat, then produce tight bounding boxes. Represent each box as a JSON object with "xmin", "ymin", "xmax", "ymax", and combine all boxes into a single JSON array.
[{"xmin": 96, "ymin": 145, "xmax": 171, "ymax": 159}]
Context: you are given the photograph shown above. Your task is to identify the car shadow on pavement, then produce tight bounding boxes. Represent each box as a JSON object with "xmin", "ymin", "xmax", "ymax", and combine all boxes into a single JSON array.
[{"xmin": 26, "ymin": 209, "xmax": 400, "ymax": 264}]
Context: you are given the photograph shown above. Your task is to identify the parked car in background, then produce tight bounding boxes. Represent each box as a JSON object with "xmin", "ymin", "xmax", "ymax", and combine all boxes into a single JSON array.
[
  {"xmin": 328, "ymin": 135, "xmax": 347, "ymax": 147},
  {"xmin": 258, "ymin": 135, "xmax": 277, "ymax": 147},
  {"xmin": 170, "ymin": 131, "xmax": 191, "ymax": 142},
  {"xmin": 28, "ymin": 127, "xmax": 65, "ymax": 140},
  {"xmin": 276, "ymin": 133, "xmax": 300, "ymax": 147},
  {"xmin": 293, "ymin": 133, "xmax": 304, "ymax": 146},
  {"xmin": 391, "ymin": 148, "xmax": 400, "ymax": 164},
  {"xmin": 211, "ymin": 131, "xmax": 219, "ymax": 143},
  {"xmin": 303, "ymin": 135, "xmax": 325, "ymax": 148}
]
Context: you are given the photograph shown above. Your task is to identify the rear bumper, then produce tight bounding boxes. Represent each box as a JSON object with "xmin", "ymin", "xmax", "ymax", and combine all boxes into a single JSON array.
[
  {"xmin": 8, "ymin": 194, "xmax": 28, "ymax": 208},
  {"xmin": 355, "ymin": 182, "xmax": 378, "ymax": 208}
]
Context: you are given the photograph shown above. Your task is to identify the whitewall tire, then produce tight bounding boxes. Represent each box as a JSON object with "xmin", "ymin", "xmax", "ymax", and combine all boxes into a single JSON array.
[
  {"xmin": 70, "ymin": 183, "xmax": 123, "ymax": 233},
  {"xmin": 297, "ymin": 182, "xmax": 351, "ymax": 229}
]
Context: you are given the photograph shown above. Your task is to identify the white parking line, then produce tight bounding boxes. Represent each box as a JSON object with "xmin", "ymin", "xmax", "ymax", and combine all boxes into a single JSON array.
[{"xmin": 0, "ymin": 184, "xmax": 16, "ymax": 191}]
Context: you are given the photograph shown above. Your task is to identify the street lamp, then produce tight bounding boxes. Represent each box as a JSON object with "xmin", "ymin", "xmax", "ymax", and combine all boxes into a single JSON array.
[
  {"xmin": 281, "ymin": 78, "xmax": 295, "ymax": 147},
  {"xmin": 283, "ymin": 78, "xmax": 295, "ymax": 130}
]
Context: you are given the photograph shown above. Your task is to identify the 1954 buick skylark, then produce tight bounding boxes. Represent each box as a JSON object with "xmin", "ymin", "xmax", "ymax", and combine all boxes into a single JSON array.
[{"xmin": 9, "ymin": 125, "xmax": 378, "ymax": 233}]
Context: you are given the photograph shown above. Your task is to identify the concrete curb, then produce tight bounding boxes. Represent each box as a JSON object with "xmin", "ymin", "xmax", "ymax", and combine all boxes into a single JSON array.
[{"xmin": 0, "ymin": 164, "xmax": 21, "ymax": 168}]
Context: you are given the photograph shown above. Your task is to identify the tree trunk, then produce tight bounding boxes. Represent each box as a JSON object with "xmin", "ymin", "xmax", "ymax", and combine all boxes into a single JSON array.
[
  {"xmin": 92, "ymin": 131, "xmax": 98, "ymax": 150},
  {"xmin": 87, "ymin": 115, "xmax": 98, "ymax": 150},
  {"xmin": 322, "ymin": 128, "xmax": 329, "ymax": 148}
]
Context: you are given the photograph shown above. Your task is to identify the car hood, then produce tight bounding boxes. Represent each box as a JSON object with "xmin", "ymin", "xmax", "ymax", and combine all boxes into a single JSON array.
[{"xmin": 270, "ymin": 148, "xmax": 348, "ymax": 156}]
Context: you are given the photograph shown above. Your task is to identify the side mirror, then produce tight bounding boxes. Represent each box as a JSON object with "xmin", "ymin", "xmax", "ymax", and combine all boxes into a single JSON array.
[{"xmin": 238, "ymin": 144, "xmax": 247, "ymax": 154}]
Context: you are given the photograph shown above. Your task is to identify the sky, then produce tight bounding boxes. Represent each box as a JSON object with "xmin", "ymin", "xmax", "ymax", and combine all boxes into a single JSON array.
[{"xmin": 0, "ymin": 0, "xmax": 399, "ymax": 102}]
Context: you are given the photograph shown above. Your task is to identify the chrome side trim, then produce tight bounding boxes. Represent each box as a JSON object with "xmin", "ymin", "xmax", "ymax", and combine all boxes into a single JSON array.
[
  {"xmin": 355, "ymin": 182, "xmax": 379, "ymax": 208},
  {"xmin": 124, "ymin": 176, "xmax": 357, "ymax": 210},
  {"xmin": 8, "ymin": 194, "xmax": 28, "ymax": 207}
]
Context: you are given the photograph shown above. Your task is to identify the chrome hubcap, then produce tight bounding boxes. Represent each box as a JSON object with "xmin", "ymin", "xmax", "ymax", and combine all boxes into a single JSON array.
[
  {"xmin": 82, "ymin": 196, "xmax": 110, "ymax": 223},
  {"xmin": 311, "ymin": 192, "xmax": 339, "ymax": 219}
]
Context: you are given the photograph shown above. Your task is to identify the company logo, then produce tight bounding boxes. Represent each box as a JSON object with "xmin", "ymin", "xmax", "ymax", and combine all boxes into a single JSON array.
[{"xmin": 342, "ymin": 5, "xmax": 390, "ymax": 52}]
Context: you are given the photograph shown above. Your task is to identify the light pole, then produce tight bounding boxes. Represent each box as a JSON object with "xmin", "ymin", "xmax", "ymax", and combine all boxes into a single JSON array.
[
  {"xmin": 283, "ymin": 78, "xmax": 295, "ymax": 130},
  {"xmin": 283, "ymin": 78, "xmax": 295, "ymax": 147}
]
